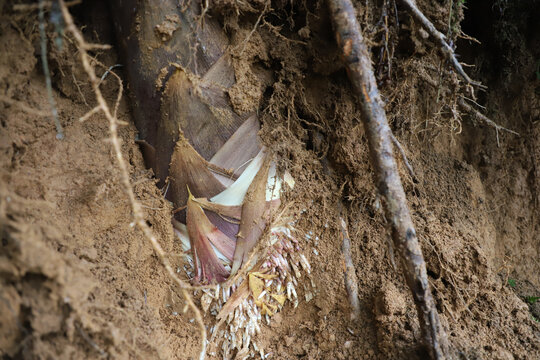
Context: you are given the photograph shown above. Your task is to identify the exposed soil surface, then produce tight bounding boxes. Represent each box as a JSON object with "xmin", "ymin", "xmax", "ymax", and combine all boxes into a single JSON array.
[{"xmin": 1, "ymin": 0, "xmax": 539, "ymax": 359}]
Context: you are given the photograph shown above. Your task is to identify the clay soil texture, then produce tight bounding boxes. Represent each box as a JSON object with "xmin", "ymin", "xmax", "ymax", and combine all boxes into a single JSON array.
[{"xmin": 1, "ymin": 0, "xmax": 539, "ymax": 359}]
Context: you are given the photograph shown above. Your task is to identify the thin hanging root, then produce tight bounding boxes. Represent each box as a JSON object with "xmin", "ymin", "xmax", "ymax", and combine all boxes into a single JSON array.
[
  {"xmin": 458, "ymin": 98, "xmax": 519, "ymax": 147},
  {"xmin": 400, "ymin": 0, "xmax": 485, "ymax": 89},
  {"xmin": 340, "ymin": 216, "xmax": 360, "ymax": 321},
  {"xmin": 390, "ymin": 133, "xmax": 417, "ymax": 182},
  {"xmin": 39, "ymin": 0, "xmax": 64, "ymax": 140},
  {"xmin": 417, "ymin": 71, "xmax": 519, "ymax": 144},
  {"xmin": 57, "ymin": 1, "xmax": 207, "ymax": 359},
  {"xmin": 327, "ymin": 0, "xmax": 450, "ymax": 359},
  {"xmin": 13, "ymin": 0, "xmax": 81, "ymax": 11}
]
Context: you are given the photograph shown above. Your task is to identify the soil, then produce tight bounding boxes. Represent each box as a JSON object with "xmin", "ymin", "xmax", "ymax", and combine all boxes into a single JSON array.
[{"xmin": 1, "ymin": 0, "xmax": 539, "ymax": 359}]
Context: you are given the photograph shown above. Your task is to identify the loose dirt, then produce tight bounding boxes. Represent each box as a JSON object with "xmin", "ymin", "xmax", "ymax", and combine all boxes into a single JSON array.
[{"xmin": 1, "ymin": 0, "xmax": 539, "ymax": 359}]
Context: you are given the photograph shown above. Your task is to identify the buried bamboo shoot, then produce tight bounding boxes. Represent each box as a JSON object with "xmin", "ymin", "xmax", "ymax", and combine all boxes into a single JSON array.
[{"xmin": 112, "ymin": 0, "xmax": 311, "ymax": 356}]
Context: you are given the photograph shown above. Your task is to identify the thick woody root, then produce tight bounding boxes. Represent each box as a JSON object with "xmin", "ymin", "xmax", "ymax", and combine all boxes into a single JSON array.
[{"xmin": 327, "ymin": 0, "xmax": 451, "ymax": 358}]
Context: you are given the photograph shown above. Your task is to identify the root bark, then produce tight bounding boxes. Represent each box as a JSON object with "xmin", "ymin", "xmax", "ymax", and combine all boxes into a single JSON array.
[{"xmin": 327, "ymin": 0, "xmax": 451, "ymax": 358}]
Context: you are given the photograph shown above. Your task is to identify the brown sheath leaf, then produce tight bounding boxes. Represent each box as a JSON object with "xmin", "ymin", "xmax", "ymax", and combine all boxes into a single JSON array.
[
  {"xmin": 155, "ymin": 69, "xmax": 249, "ymax": 182},
  {"xmin": 168, "ymin": 133, "xmax": 226, "ymax": 214},
  {"xmin": 210, "ymin": 114, "xmax": 261, "ymax": 177},
  {"xmin": 194, "ymin": 197, "xmax": 243, "ymax": 220},
  {"xmin": 231, "ymin": 156, "xmax": 272, "ymax": 275},
  {"xmin": 186, "ymin": 194, "xmax": 232, "ymax": 283}
]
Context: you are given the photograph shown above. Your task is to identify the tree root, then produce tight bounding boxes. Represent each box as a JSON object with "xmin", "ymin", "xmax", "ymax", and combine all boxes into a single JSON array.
[
  {"xmin": 340, "ymin": 215, "xmax": 361, "ymax": 321},
  {"xmin": 13, "ymin": 0, "xmax": 81, "ymax": 11},
  {"xmin": 458, "ymin": 98, "xmax": 519, "ymax": 147},
  {"xmin": 327, "ymin": 0, "xmax": 451, "ymax": 358},
  {"xmin": 391, "ymin": 133, "xmax": 417, "ymax": 182},
  {"xmin": 38, "ymin": 0, "xmax": 64, "ymax": 139},
  {"xmin": 400, "ymin": 0, "xmax": 485, "ymax": 89}
]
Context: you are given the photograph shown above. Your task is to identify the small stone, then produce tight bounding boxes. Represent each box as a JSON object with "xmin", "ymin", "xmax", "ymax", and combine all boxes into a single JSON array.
[
  {"xmin": 284, "ymin": 335, "xmax": 294, "ymax": 347},
  {"xmin": 376, "ymin": 282, "xmax": 406, "ymax": 316},
  {"xmin": 270, "ymin": 312, "xmax": 282, "ymax": 328},
  {"xmin": 81, "ymin": 246, "xmax": 98, "ymax": 262},
  {"xmin": 298, "ymin": 26, "xmax": 310, "ymax": 39}
]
